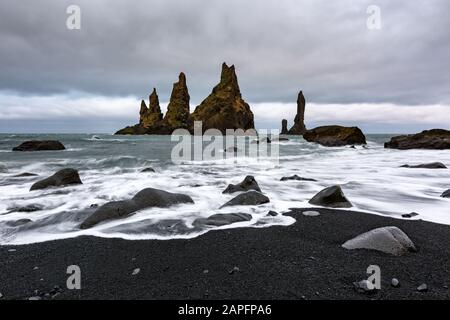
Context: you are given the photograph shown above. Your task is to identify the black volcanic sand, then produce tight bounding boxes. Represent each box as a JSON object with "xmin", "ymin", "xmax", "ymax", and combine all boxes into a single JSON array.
[{"xmin": 1, "ymin": 208, "xmax": 449, "ymax": 300}]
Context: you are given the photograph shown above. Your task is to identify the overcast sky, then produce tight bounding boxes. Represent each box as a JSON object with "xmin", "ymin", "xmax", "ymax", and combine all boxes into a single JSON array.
[{"xmin": 0, "ymin": 0, "xmax": 449, "ymax": 133}]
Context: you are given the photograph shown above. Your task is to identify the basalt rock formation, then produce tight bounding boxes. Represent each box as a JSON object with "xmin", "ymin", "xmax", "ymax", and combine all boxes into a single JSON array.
[
  {"xmin": 287, "ymin": 91, "xmax": 307, "ymax": 135},
  {"xmin": 12, "ymin": 140, "xmax": 65, "ymax": 151},
  {"xmin": 303, "ymin": 125, "xmax": 366, "ymax": 147},
  {"xmin": 190, "ymin": 63, "xmax": 255, "ymax": 134},
  {"xmin": 384, "ymin": 129, "xmax": 450, "ymax": 150},
  {"xmin": 162, "ymin": 72, "xmax": 191, "ymax": 132},
  {"xmin": 115, "ymin": 64, "xmax": 254, "ymax": 135},
  {"xmin": 281, "ymin": 119, "xmax": 288, "ymax": 134}
]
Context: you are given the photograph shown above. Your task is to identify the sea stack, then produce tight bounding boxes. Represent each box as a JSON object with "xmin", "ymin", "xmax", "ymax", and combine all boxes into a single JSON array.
[
  {"xmin": 288, "ymin": 91, "xmax": 307, "ymax": 135},
  {"xmin": 140, "ymin": 88, "xmax": 163, "ymax": 129},
  {"xmin": 281, "ymin": 119, "xmax": 288, "ymax": 134},
  {"xmin": 161, "ymin": 72, "xmax": 191, "ymax": 132},
  {"xmin": 190, "ymin": 63, "xmax": 255, "ymax": 134},
  {"xmin": 115, "ymin": 63, "xmax": 255, "ymax": 135}
]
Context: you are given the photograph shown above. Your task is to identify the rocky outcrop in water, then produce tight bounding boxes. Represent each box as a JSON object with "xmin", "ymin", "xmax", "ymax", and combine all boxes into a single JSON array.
[
  {"xmin": 162, "ymin": 72, "xmax": 191, "ymax": 132},
  {"xmin": 222, "ymin": 176, "xmax": 261, "ymax": 194},
  {"xmin": 190, "ymin": 63, "xmax": 255, "ymax": 134},
  {"xmin": 287, "ymin": 91, "xmax": 307, "ymax": 135},
  {"xmin": 384, "ymin": 129, "xmax": 450, "ymax": 150},
  {"xmin": 441, "ymin": 189, "xmax": 450, "ymax": 198},
  {"xmin": 303, "ymin": 125, "xmax": 366, "ymax": 147},
  {"xmin": 281, "ymin": 119, "xmax": 288, "ymax": 135},
  {"xmin": 80, "ymin": 188, "xmax": 194, "ymax": 229},
  {"xmin": 30, "ymin": 168, "xmax": 82, "ymax": 191},
  {"xmin": 13, "ymin": 140, "xmax": 65, "ymax": 151},
  {"xmin": 342, "ymin": 226, "xmax": 417, "ymax": 256},
  {"xmin": 309, "ymin": 185, "xmax": 352, "ymax": 208},
  {"xmin": 116, "ymin": 64, "xmax": 254, "ymax": 135},
  {"xmin": 400, "ymin": 162, "xmax": 447, "ymax": 169},
  {"xmin": 220, "ymin": 191, "xmax": 269, "ymax": 208}
]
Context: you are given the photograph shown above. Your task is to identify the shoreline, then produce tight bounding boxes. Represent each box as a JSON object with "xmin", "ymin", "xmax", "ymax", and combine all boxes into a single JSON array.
[{"xmin": 1, "ymin": 208, "xmax": 449, "ymax": 300}]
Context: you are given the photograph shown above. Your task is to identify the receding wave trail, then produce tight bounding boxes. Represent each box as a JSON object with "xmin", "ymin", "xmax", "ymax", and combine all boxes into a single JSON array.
[{"xmin": 0, "ymin": 134, "xmax": 449, "ymax": 245}]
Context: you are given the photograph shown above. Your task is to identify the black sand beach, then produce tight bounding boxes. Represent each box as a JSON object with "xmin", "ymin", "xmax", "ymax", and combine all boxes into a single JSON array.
[{"xmin": 1, "ymin": 208, "xmax": 449, "ymax": 300}]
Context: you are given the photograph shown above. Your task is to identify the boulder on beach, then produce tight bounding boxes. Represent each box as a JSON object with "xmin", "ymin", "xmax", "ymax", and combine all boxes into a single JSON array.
[
  {"xmin": 342, "ymin": 226, "xmax": 417, "ymax": 256},
  {"xmin": 384, "ymin": 129, "xmax": 450, "ymax": 150},
  {"xmin": 303, "ymin": 126, "xmax": 366, "ymax": 147},
  {"xmin": 441, "ymin": 189, "xmax": 450, "ymax": 198},
  {"xmin": 309, "ymin": 185, "xmax": 352, "ymax": 208},
  {"xmin": 222, "ymin": 176, "xmax": 262, "ymax": 194},
  {"xmin": 30, "ymin": 168, "xmax": 82, "ymax": 191},
  {"xmin": 80, "ymin": 188, "xmax": 194, "ymax": 229},
  {"xmin": 220, "ymin": 191, "xmax": 270, "ymax": 208},
  {"xmin": 400, "ymin": 162, "xmax": 447, "ymax": 169},
  {"xmin": 280, "ymin": 175, "xmax": 317, "ymax": 182},
  {"xmin": 193, "ymin": 213, "xmax": 252, "ymax": 227},
  {"xmin": 12, "ymin": 140, "xmax": 65, "ymax": 151}
]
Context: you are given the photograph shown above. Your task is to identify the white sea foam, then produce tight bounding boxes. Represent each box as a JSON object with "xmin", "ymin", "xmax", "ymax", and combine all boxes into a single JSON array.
[{"xmin": 0, "ymin": 134, "xmax": 449, "ymax": 245}]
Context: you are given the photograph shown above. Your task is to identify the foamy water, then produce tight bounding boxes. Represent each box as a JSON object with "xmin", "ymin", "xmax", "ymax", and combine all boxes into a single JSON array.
[{"xmin": 0, "ymin": 133, "xmax": 449, "ymax": 245}]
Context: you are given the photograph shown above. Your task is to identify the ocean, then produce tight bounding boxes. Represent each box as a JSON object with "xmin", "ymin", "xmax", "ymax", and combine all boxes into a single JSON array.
[{"xmin": 0, "ymin": 133, "xmax": 449, "ymax": 245}]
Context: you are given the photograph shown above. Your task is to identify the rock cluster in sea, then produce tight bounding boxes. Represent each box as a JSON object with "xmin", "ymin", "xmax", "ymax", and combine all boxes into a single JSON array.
[{"xmin": 115, "ymin": 63, "xmax": 255, "ymax": 135}]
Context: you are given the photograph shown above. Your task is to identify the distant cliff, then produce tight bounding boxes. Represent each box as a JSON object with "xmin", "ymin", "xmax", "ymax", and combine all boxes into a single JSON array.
[{"xmin": 115, "ymin": 63, "xmax": 254, "ymax": 135}]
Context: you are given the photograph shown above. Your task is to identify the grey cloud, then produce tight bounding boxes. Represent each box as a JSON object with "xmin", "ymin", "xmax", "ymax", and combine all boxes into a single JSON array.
[{"xmin": 0, "ymin": 0, "xmax": 449, "ymax": 105}]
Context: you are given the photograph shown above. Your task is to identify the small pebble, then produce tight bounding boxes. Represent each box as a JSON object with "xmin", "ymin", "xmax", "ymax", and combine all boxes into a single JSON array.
[
  {"xmin": 417, "ymin": 283, "xmax": 428, "ymax": 292},
  {"xmin": 8, "ymin": 249, "xmax": 16, "ymax": 252},
  {"xmin": 391, "ymin": 278, "xmax": 400, "ymax": 287},
  {"xmin": 203, "ymin": 269, "xmax": 209, "ymax": 274},
  {"xmin": 302, "ymin": 211, "xmax": 320, "ymax": 217},
  {"xmin": 132, "ymin": 268, "xmax": 140, "ymax": 275},
  {"xmin": 229, "ymin": 266, "xmax": 240, "ymax": 275},
  {"xmin": 28, "ymin": 296, "xmax": 41, "ymax": 301},
  {"xmin": 0, "ymin": 292, "xmax": 3, "ymax": 299},
  {"xmin": 33, "ymin": 266, "xmax": 39, "ymax": 270}
]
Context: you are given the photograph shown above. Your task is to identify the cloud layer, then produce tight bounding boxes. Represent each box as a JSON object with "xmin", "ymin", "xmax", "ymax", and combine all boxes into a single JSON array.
[{"xmin": 0, "ymin": 0, "xmax": 449, "ymax": 132}]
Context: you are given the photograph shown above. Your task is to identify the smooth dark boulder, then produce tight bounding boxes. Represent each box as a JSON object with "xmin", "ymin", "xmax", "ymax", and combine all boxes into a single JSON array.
[
  {"xmin": 280, "ymin": 175, "xmax": 317, "ymax": 182},
  {"xmin": 30, "ymin": 168, "xmax": 82, "ymax": 191},
  {"xmin": 303, "ymin": 126, "xmax": 366, "ymax": 147},
  {"xmin": 140, "ymin": 167, "xmax": 156, "ymax": 173},
  {"xmin": 7, "ymin": 204, "xmax": 43, "ymax": 213},
  {"xmin": 220, "ymin": 191, "xmax": 269, "ymax": 208},
  {"xmin": 12, "ymin": 140, "xmax": 65, "ymax": 151},
  {"xmin": 384, "ymin": 129, "xmax": 450, "ymax": 150},
  {"xmin": 222, "ymin": 176, "xmax": 261, "ymax": 194},
  {"xmin": 80, "ymin": 188, "xmax": 194, "ymax": 229},
  {"xmin": 441, "ymin": 189, "xmax": 450, "ymax": 198},
  {"xmin": 309, "ymin": 185, "xmax": 352, "ymax": 208},
  {"xmin": 12, "ymin": 172, "xmax": 38, "ymax": 177},
  {"xmin": 400, "ymin": 162, "xmax": 447, "ymax": 169},
  {"xmin": 193, "ymin": 213, "xmax": 252, "ymax": 227},
  {"xmin": 6, "ymin": 219, "xmax": 32, "ymax": 227},
  {"xmin": 342, "ymin": 226, "xmax": 417, "ymax": 256}
]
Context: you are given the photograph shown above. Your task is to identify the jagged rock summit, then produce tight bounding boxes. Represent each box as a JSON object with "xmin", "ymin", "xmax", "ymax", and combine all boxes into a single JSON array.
[
  {"xmin": 190, "ymin": 63, "xmax": 255, "ymax": 134},
  {"xmin": 115, "ymin": 63, "xmax": 255, "ymax": 135}
]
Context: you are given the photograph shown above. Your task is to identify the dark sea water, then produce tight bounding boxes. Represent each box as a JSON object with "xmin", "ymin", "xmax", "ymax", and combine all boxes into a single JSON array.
[{"xmin": 1, "ymin": 133, "xmax": 449, "ymax": 244}]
